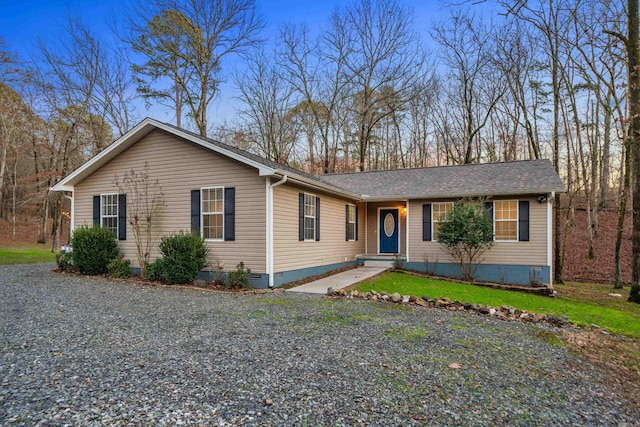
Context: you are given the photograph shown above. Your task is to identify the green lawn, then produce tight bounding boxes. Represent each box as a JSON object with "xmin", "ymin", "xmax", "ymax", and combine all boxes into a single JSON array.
[
  {"xmin": 0, "ymin": 244, "xmax": 56, "ymax": 265},
  {"xmin": 353, "ymin": 272, "xmax": 640, "ymax": 338}
]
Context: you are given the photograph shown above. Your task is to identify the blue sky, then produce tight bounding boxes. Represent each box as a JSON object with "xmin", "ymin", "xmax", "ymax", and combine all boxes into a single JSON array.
[{"xmin": 0, "ymin": 0, "xmax": 479, "ymax": 126}]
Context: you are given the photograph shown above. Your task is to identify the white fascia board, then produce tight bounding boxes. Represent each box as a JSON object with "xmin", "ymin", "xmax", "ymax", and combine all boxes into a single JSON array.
[
  {"xmin": 50, "ymin": 118, "xmax": 277, "ymax": 191},
  {"xmin": 362, "ymin": 190, "xmax": 562, "ymax": 202},
  {"xmin": 50, "ymin": 119, "xmax": 157, "ymax": 191}
]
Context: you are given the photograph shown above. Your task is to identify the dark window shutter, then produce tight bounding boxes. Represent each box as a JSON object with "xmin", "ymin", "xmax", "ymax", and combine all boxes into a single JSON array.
[
  {"xmin": 484, "ymin": 201, "xmax": 493, "ymax": 222},
  {"xmin": 93, "ymin": 195, "xmax": 100, "ymax": 226},
  {"xmin": 345, "ymin": 205, "xmax": 349, "ymax": 241},
  {"xmin": 224, "ymin": 187, "xmax": 235, "ymax": 241},
  {"xmin": 191, "ymin": 190, "xmax": 201, "ymax": 234},
  {"xmin": 518, "ymin": 200, "xmax": 530, "ymax": 241},
  {"xmin": 315, "ymin": 196, "xmax": 320, "ymax": 241},
  {"xmin": 422, "ymin": 204, "xmax": 431, "ymax": 241},
  {"xmin": 299, "ymin": 193, "xmax": 304, "ymax": 241},
  {"xmin": 118, "ymin": 194, "xmax": 127, "ymax": 241},
  {"xmin": 355, "ymin": 206, "xmax": 359, "ymax": 241}
]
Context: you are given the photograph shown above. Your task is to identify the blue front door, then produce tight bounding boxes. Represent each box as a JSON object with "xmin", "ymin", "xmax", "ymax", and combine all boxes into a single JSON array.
[{"xmin": 379, "ymin": 209, "xmax": 399, "ymax": 253}]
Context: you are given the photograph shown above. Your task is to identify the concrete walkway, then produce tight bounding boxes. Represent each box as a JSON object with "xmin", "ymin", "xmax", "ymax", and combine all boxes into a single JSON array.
[{"xmin": 287, "ymin": 266, "xmax": 388, "ymax": 294}]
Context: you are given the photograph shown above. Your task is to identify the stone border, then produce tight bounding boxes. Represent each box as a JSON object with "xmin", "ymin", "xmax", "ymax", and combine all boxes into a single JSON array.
[{"xmin": 327, "ymin": 287, "xmax": 570, "ymax": 327}]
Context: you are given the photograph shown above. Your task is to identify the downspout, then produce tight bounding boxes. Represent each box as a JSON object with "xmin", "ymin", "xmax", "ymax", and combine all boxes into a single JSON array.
[
  {"xmin": 405, "ymin": 200, "xmax": 409, "ymax": 263},
  {"xmin": 548, "ymin": 192, "xmax": 554, "ymax": 285},
  {"xmin": 365, "ymin": 201, "xmax": 368, "ymax": 255},
  {"xmin": 267, "ymin": 175, "xmax": 288, "ymax": 288}
]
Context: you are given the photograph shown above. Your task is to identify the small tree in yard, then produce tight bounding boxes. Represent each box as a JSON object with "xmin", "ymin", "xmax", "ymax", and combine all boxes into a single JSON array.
[
  {"xmin": 437, "ymin": 201, "xmax": 494, "ymax": 282},
  {"xmin": 114, "ymin": 162, "xmax": 165, "ymax": 277}
]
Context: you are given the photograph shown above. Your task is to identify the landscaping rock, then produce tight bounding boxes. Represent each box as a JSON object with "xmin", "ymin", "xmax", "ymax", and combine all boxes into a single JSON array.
[
  {"xmin": 193, "ymin": 279, "xmax": 207, "ymax": 287},
  {"xmin": 391, "ymin": 293, "xmax": 402, "ymax": 303},
  {"xmin": 327, "ymin": 287, "xmax": 337, "ymax": 296}
]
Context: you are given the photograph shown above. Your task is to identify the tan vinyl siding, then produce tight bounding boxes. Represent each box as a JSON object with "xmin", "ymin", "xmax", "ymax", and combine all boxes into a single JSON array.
[
  {"xmin": 272, "ymin": 184, "xmax": 365, "ymax": 272},
  {"xmin": 74, "ymin": 129, "xmax": 266, "ymax": 273},
  {"xmin": 407, "ymin": 197, "xmax": 548, "ymax": 266},
  {"xmin": 365, "ymin": 201, "xmax": 407, "ymax": 255}
]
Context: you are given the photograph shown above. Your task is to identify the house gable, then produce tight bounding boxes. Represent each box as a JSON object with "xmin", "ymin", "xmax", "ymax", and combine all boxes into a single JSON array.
[{"xmin": 73, "ymin": 128, "xmax": 268, "ymax": 273}]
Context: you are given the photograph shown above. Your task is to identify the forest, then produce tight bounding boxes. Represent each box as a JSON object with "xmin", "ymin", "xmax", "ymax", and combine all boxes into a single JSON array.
[{"xmin": 0, "ymin": 0, "xmax": 638, "ymax": 292}]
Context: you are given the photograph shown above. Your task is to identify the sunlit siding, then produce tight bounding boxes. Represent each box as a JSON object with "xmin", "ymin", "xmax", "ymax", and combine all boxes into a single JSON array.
[
  {"xmin": 272, "ymin": 184, "xmax": 365, "ymax": 272},
  {"xmin": 74, "ymin": 129, "xmax": 267, "ymax": 273},
  {"xmin": 407, "ymin": 196, "xmax": 548, "ymax": 266}
]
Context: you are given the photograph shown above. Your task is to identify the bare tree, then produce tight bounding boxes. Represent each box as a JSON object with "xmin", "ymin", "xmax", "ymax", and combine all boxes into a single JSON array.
[
  {"xmin": 432, "ymin": 11, "xmax": 506, "ymax": 164},
  {"xmin": 114, "ymin": 162, "xmax": 165, "ymax": 277},
  {"xmin": 339, "ymin": 0, "xmax": 425, "ymax": 171},
  {"xmin": 235, "ymin": 49, "xmax": 299, "ymax": 164},
  {"xmin": 125, "ymin": 0, "xmax": 263, "ymax": 136}
]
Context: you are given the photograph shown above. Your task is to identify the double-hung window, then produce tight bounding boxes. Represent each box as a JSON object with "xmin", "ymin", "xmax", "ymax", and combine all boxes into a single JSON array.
[
  {"xmin": 304, "ymin": 193, "xmax": 316, "ymax": 241},
  {"xmin": 346, "ymin": 204, "xmax": 356, "ymax": 241},
  {"xmin": 494, "ymin": 200, "xmax": 517, "ymax": 241},
  {"xmin": 432, "ymin": 202, "xmax": 453, "ymax": 241},
  {"xmin": 101, "ymin": 194, "xmax": 119, "ymax": 237},
  {"xmin": 202, "ymin": 187, "xmax": 224, "ymax": 240}
]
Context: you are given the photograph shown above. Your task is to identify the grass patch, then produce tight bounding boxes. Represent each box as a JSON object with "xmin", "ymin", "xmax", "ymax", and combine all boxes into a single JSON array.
[
  {"xmin": 0, "ymin": 244, "xmax": 56, "ymax": 265},
  {"xmin": 353, "ymin": 272, "xmax": 640, "ymax": 338},
  {"xmin": 385, "ymin": 325, "xmax": 431, "ymax": 341}
]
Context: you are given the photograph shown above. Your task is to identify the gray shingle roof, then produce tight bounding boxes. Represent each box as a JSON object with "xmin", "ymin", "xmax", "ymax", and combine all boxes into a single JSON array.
[{"xmin": 319, "ymin": 159, "xmax": 565, "ymax": 200}]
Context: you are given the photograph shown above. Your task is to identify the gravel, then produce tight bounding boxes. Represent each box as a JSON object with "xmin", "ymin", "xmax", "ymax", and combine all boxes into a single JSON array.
[{"xmin": 1, "ymin": 264, "xmax": 637, "ymax": 426}]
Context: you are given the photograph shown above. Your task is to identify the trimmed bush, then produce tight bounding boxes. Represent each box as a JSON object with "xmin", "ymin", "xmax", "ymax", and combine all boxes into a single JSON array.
[
  {"xmin": 228, "ymin": 262, "xmax": 250, "ymax": 288},
  {"xmin": 158, "ymin": 231, "xmax": 208, "ymax": 284},
  {"xmin": 144, "ymin": 259, "xmax": 165, "ymax": 282},
  {"xmin": 108, "ymin": 256, "xmax": 133, "ymax": 278},
  {"xmin": 70, "ymin": 225, "xmax": 120, "ymax": 275}
]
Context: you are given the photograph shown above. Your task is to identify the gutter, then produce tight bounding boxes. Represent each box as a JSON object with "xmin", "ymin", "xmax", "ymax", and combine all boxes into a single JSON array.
[{"xmin": 267, "ymin": 175, "xmax": 288, "ymax": 288}]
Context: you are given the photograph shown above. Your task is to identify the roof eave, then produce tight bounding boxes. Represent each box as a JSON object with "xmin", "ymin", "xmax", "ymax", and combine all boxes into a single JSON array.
[
  {"xmin": 362, "ymin": 188, "xmax": 565, "ymax": 202},
  {"xmin": 50, "ymin": 118, "xmax": 278, "ymax": 191},
  {"xmin": 274, "ymin": 169, "xmax": 362, "ymax": 200}
]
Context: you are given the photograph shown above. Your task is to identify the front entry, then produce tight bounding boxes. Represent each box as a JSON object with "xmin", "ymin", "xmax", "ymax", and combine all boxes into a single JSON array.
[{"xmin": 379, "ymin": 208, "xmax": 399, "ymax": 253}]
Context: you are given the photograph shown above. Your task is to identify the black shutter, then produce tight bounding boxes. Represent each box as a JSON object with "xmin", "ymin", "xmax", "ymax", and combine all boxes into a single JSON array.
[
  {"xmin": 422, "ymin": 204, "xmax": 431, "ymax": 241},
  {"xmin": 315, "ymin": 196, "xmax": 320, "ymax": 241},
  {"xmin": 93, "ymin": 195, "xmax": 100, "ymax": 226},
  {"xmin": 355, "ymin": 206, "xmax": 359, "ymax": 241},
  {"xmin": 299, "ymin": 193, "xmax": 304, "ymax": 241},
  {"xmin": 518, "ymin": 200, "xmax": 530, "ymax": 241},
  {"xmin": 191, "ymin": 190, "xmax": 201, "ymax": 234},
  {"xmin": 224, "ymin": 187, "xmax": 235, "ymax": 241},
  {"xmin": 484, "ymin": 201, "xmax": 493, "ymax": 222},
  {"xmin": 118, "ymin": 194, "xmax": 127, "ymax": 241},
  {"xmin": 345, "ymin": 205, "xmax": 349, "ymax": 241}
]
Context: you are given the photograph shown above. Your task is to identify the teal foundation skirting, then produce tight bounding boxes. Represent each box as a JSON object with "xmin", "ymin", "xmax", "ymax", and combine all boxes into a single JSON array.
[
  {"xmin": 194, "ymin": 260, "xmax": 364, "ymax": 288},
  {"xmin": 402, "ymin": 261, "xmax": 551, "ymax": 286}
]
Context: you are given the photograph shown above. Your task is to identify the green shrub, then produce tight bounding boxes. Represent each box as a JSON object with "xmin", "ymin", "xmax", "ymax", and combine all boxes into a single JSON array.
[
  {"xmin": 55, "ymin": 249, "xmax": 74, "ymax": 272},
  {"xmin": 228, "ymin": 262, "xmax": 251, "ymax": 288},
  {"xmin": 144, "ymin": 259, "xmax": 165, "ymax": 282},
  {"xmin": 70, "ymin": 225, "xmax": 120, "ymax": 275},
  {"xmin": 158, "ymin": 231, "xmax": 208, "ymax": 284},
  {"xmin": 108, "ymin": 256, "xmax": 133, "ymax": 278}
]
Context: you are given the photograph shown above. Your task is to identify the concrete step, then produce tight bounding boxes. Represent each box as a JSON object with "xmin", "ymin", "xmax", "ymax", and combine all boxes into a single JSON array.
[{"xmin": 364, "ymin": 260, "xmax": 394, "ymax": 268}]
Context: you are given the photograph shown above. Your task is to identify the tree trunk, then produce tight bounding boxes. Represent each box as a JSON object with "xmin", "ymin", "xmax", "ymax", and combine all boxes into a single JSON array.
[
  {"xmin": 600, "ymin": 100, "xmax": 612, "ymax": 209},
  {"xmin": 614, "ymin": 142, "xmax": 630, "ymax": 288},
  {"xmin": 629, "ymin": 0, "xmax": 640, "ymax": 302}
]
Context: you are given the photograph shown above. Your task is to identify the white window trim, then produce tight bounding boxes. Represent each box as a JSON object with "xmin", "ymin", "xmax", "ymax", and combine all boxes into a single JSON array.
[
  {"xmin": 201, "ymin": 187, "xmax": 224, "ymax": 241},
  {"xmin": 100, "ymin": 193, "xmax": 119, "ymax": 237},
  {"xmin": 493, "ymin": 200, "xmax": 519, "ymax": 242},
  {"xmin": 303, "ymin": 192, "xmax": 316, "ymax": 242},
  {"xmin": 347, "ymin": 204, "xmax": 356, "ymax": 242},
  {"xmin": 431, "ymin": 201, "xmax": 454, "ymax": 242}
]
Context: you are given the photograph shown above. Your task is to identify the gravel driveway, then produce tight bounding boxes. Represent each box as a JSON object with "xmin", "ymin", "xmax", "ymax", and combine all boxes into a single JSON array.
[{"xmin": 1, "ymin": 264, "xmax": 637, "ymax": 426}]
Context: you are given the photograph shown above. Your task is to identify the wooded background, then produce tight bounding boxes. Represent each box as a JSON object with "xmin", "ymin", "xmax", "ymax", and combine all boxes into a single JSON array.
[{"xmin": 0, "ymin": 0, "xmax": 636, "ymax": 285}]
